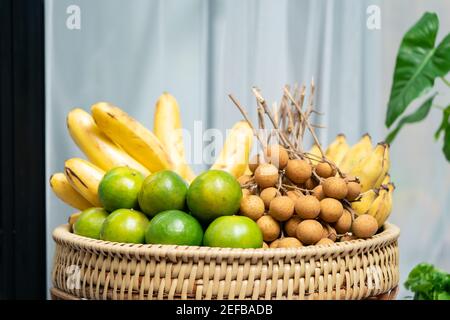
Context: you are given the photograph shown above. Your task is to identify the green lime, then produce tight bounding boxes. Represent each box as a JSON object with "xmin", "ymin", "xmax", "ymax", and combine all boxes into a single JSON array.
[
  {"xmin": 138, "ymin": 170, "xmax": 188, "ymax": 217},
  {"xmin": 73, "ymin": 207, "xmax": 109, "ymax": 239},
  {"xmin": 203, "ymin": 216, "xmax": 263, "ymax": 248},
  {"xmin": 145, "ymin": 210, "xmax": 203, "ymax": 246},
  {"xmin": 187, "ymin": 170, "xmax": 242, "ymax": 223},
  {"xmin": 100, "ymin": 208, "xmax": 149, "ymax": 244},
  {"xmin": 98, "ymin": 167, "xmax": 144, "ymax": 212}
]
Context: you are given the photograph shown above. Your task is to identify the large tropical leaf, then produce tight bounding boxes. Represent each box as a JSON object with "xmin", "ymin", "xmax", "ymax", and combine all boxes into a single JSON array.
[
  {"xmin": 386, "ymin": 12, "xmax": 450, "ymax": 127},
  {"xmin": 385, "ymin": 94, "xmax": 436, "ymax": 144},
  {"xmin": 434, "ymin": 105, "xmax": 450, "ymax": 140},
  {"xmin": 443, "ymin": 127, "xmax": 450, "ymax": 161},
  {"xmin": 435, "ymin": 105, "xmax": 450, "ymax": 161}
]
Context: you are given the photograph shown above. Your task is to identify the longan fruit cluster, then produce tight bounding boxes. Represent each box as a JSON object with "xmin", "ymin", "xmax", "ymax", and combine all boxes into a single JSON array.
[{"xmin": 238, "ymin": 144, "xmax": 378, "ymax": 248}]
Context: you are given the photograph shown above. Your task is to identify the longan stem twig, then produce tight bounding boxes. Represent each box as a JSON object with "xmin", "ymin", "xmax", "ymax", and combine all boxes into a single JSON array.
[
  {"xmin": 281, "ymin": 183, "xmax": 310, "ymax": 193},
  {"xmin": 294, "ymin": 84, "xmax": 306, "ymax": 148},
  {"xmin": 256, "ymin": 97, "xmax": 266, "ymax": 130},
  {"xmin": 252, "ymin": 88, "xmax": 301, "ymax": 159},
  {"xmin": 283, "ymin": 87, "xmax": 325, "ymax": 157},
  {"xmin": 228, "ymin": 94, "xmax": 266, "ymax": 149},
  {"xmin": 276, "ymin": 172, "xmax": 283, "ymax": 192},
  {"xmin": 343, "ymin": 203, "xmax": 358, "ymax": 222},
  {"xmin": 304, "ymin": 78, "xmax": 316, "ymax": 130}
]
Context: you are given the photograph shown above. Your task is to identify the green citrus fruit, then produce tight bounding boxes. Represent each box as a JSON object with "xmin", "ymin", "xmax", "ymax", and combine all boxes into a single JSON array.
[
  {"xmin": 145, "ymin": 210, "xmax": 203, "ymax": 246},
  {"xmin": 98, "ymin": 166, "xmax": 144, "ymax": 212},
  {"xmin": 100, "ymin": 208, "xmax": 149, "ymax": 244},
  {"xmin": 187, "ymin": 170, "xmax": 242, "ymax": 223},
  {"xmin": 138, "ymin": 170, "xmax": 188, "ymax": 217},
  {"xmin": 73, "ymin": 207, "xmax": 109, "ymax": 239},
  {"xmin": 203, "ymin": 216, "xmax": 263, "ymax": 248}
]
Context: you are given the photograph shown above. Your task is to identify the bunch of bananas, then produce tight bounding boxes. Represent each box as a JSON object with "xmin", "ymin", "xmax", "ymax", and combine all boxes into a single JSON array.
[
  {"xmin": 50, "ymin": 93, "xmax": 253, "ymax": 212},
  {"xmin": 316, "ymin": 134, "xmax": 394, "ymax": 227}
]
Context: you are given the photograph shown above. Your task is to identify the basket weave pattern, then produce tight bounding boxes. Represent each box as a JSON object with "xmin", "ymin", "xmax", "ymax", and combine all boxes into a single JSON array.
[{"xmin": 52, "ymin": 223, "xmax": 399, "ymax": 300}]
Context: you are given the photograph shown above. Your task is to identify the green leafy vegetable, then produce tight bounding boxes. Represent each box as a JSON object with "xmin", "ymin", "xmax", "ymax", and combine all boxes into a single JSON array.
[
  {"xmin": 404, "ymin": 263, "xmax": 450, "ymax": 300},
  {"xmin": 385, "ymin": 94, "xmax": 436, "ymax": 144},
  {"xmin": 386, "ymin": 12, "xmax": 450, "ymax": 128}
]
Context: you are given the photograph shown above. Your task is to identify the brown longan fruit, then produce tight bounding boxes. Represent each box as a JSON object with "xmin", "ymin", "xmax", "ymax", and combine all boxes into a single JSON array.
[
  {"xmin": 286, "ymin": 190, "xmax": 303, "ymax": 202},
  {"xmin": 333, "ymin": 209, "xmax": 352, "ymax": 234},
  {"xmin": 346, "ymin": 181, "xmax": 361, "ymax": 201},
  {"xmin": 296, "ymin": 220, "xmax": 323, "ymax": 245},
  {"xmin": 260, "ymin": 187, "xmax": 280, "ymax": 209},
  {"xmin": 284, "ymin": 216, "xmax": 302, "ymax": 237},
  {"xmin": 240, "ymin": 195, "xmax": 265, "ymax": 220},
  {"xmin": 304, "ymin": 177, "xmax": 318, "ymax": 190},
  {"xmin": 352, "ymin": 215, "xmax": 378, "ymax": 239},
  {"xmin": 319, "ymin": 198, "xmax": 344, "ymax": 223},
  {"xmin": 322, "ymin": 177, "xmax": 348, "ymax": 199},
  {"xmin": 294, "ymin": 195, "xmax": 320, "ymax": 219},
  {"xmin": 257, "ymin": 215, "xmax": 281, "ymax": 242},
  {"xmin": 317, "ymin": 238, "xmax": 334, "ymax": 245},
  {"xmin": 277, "ymin": 237, "xmax": 303, "ymax": 248},
  {"xmin": 312, "ymin": 185, "xmax": 325, "ymax": 201},
  {"xmin": 238, "ymin": 174, "xmax": 252, "ymax": 186},
  {"xmin": 285, "ymin": 159, "xmax": 312, "ymax": 184},
  {"xmin": 254, "ymin": 163, "xmax": 279, "ymax": 189},
  {"xmin": 265, "ymin": 144, "xmax": 289, "ymax": 169},
  {"xmin": 315, "ymin": 162, "xmax": 335, "ymax": 178},
  {"xmin": 269, "ymin": 196, "xmax": 294, "ymax": 221},
  {"xmin": 269, "ymin": 239, "xmax": 281, "ymax": 248}
]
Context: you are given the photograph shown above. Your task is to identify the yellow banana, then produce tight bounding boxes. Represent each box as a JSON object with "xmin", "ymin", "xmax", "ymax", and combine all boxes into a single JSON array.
[
  {"xmin": 351, "ymin": 189, "xmax": 378, "ymax": 215},
  {"xmin": 153, "ymin": 93, "xmax": 195, "ymax": 182},
  {"xmin": 373, "ymin": 144, "xmax": 390, "ymax": 189},
  {"xmin": 325, "ymin": 134, "xmax": 350, "ymax": 166},
  {"xmin": 383, "ymin": 183, "xmax": 395, "ymax": 225},
  {"xmin": 91, "ymin": 102, "xmax": 171, "ymax": 175},
  {"xmin": 339, "ymin": 134, "xmax": 372, "ymax": 173},
  {"xmin": 308, "ymin": 143, "xmax": 322, "ymax": 165},
  {"xmin": 211, "ymin": 121, "xmax": 253, "ymax": 178},
  {"xmin": 350, "ymin": 143, "xmax": 389, "ymax": 192},
  {"xmin": 50, "ymin": 173, "xmax": 92, "ymax": 210},
  {"xmin": 64, "ymin": 158, "xmax": 104, "ymax": 207},
  {"xmin": 366, "ymin": 184, "xmax": 393, "ymax": 227},
  {"xmin": 67, "ymin": 108, "xmax": 150, "ymax": 175},
  {"xmin": 380, "ymin": 173, "xmax": 391, "ymax": 186}
]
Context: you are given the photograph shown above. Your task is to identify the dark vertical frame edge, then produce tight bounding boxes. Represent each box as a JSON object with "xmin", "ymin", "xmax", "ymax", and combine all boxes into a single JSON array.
[{"xmin": 0, "ymin": 0, "xmax": 46, "ymax": 299}]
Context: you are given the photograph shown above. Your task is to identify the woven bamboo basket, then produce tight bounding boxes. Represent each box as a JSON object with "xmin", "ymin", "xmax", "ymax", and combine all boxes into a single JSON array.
[{"xmin": 51, "ymin": 223, "xmax": 400, "ymax": 300}]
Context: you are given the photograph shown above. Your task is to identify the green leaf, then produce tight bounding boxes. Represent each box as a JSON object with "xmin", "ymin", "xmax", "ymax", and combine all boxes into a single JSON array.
[
  {"xmin": 385, "ymin": 94, "xmax": 435, "ymax": 144},
  {"xmin": 386, "ymin": 12, "xmax": 450, "ymax": 127},
  {"xmin": 434, "ymin": 105, "xmax": 450, "ymax": 161},
  {"xmin": 443, "ymin": 125, "xmax": 450, "ymax": 161},
  {"xmin": 434, "ymin": 105, "xmax": 450, "ymax": 139},
  {"xmin": 405, "ymin": 263, "xmax": 450, "ymax": 300},
  {"xmin": 437, "ymin": 292, "xmax": 450, "ymax": 300}
]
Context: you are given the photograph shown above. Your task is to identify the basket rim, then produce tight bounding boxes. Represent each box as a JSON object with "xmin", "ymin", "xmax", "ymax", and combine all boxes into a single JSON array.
[{"xmin": 53, "ymin": 222, "xmax": 400, "ymax": 260}]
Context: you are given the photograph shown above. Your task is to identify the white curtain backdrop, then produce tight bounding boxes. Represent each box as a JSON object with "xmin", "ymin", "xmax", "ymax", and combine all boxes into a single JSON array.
[{"xmin": 45, "ymin": 0, "xmax": 450, "ymax": 298}]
